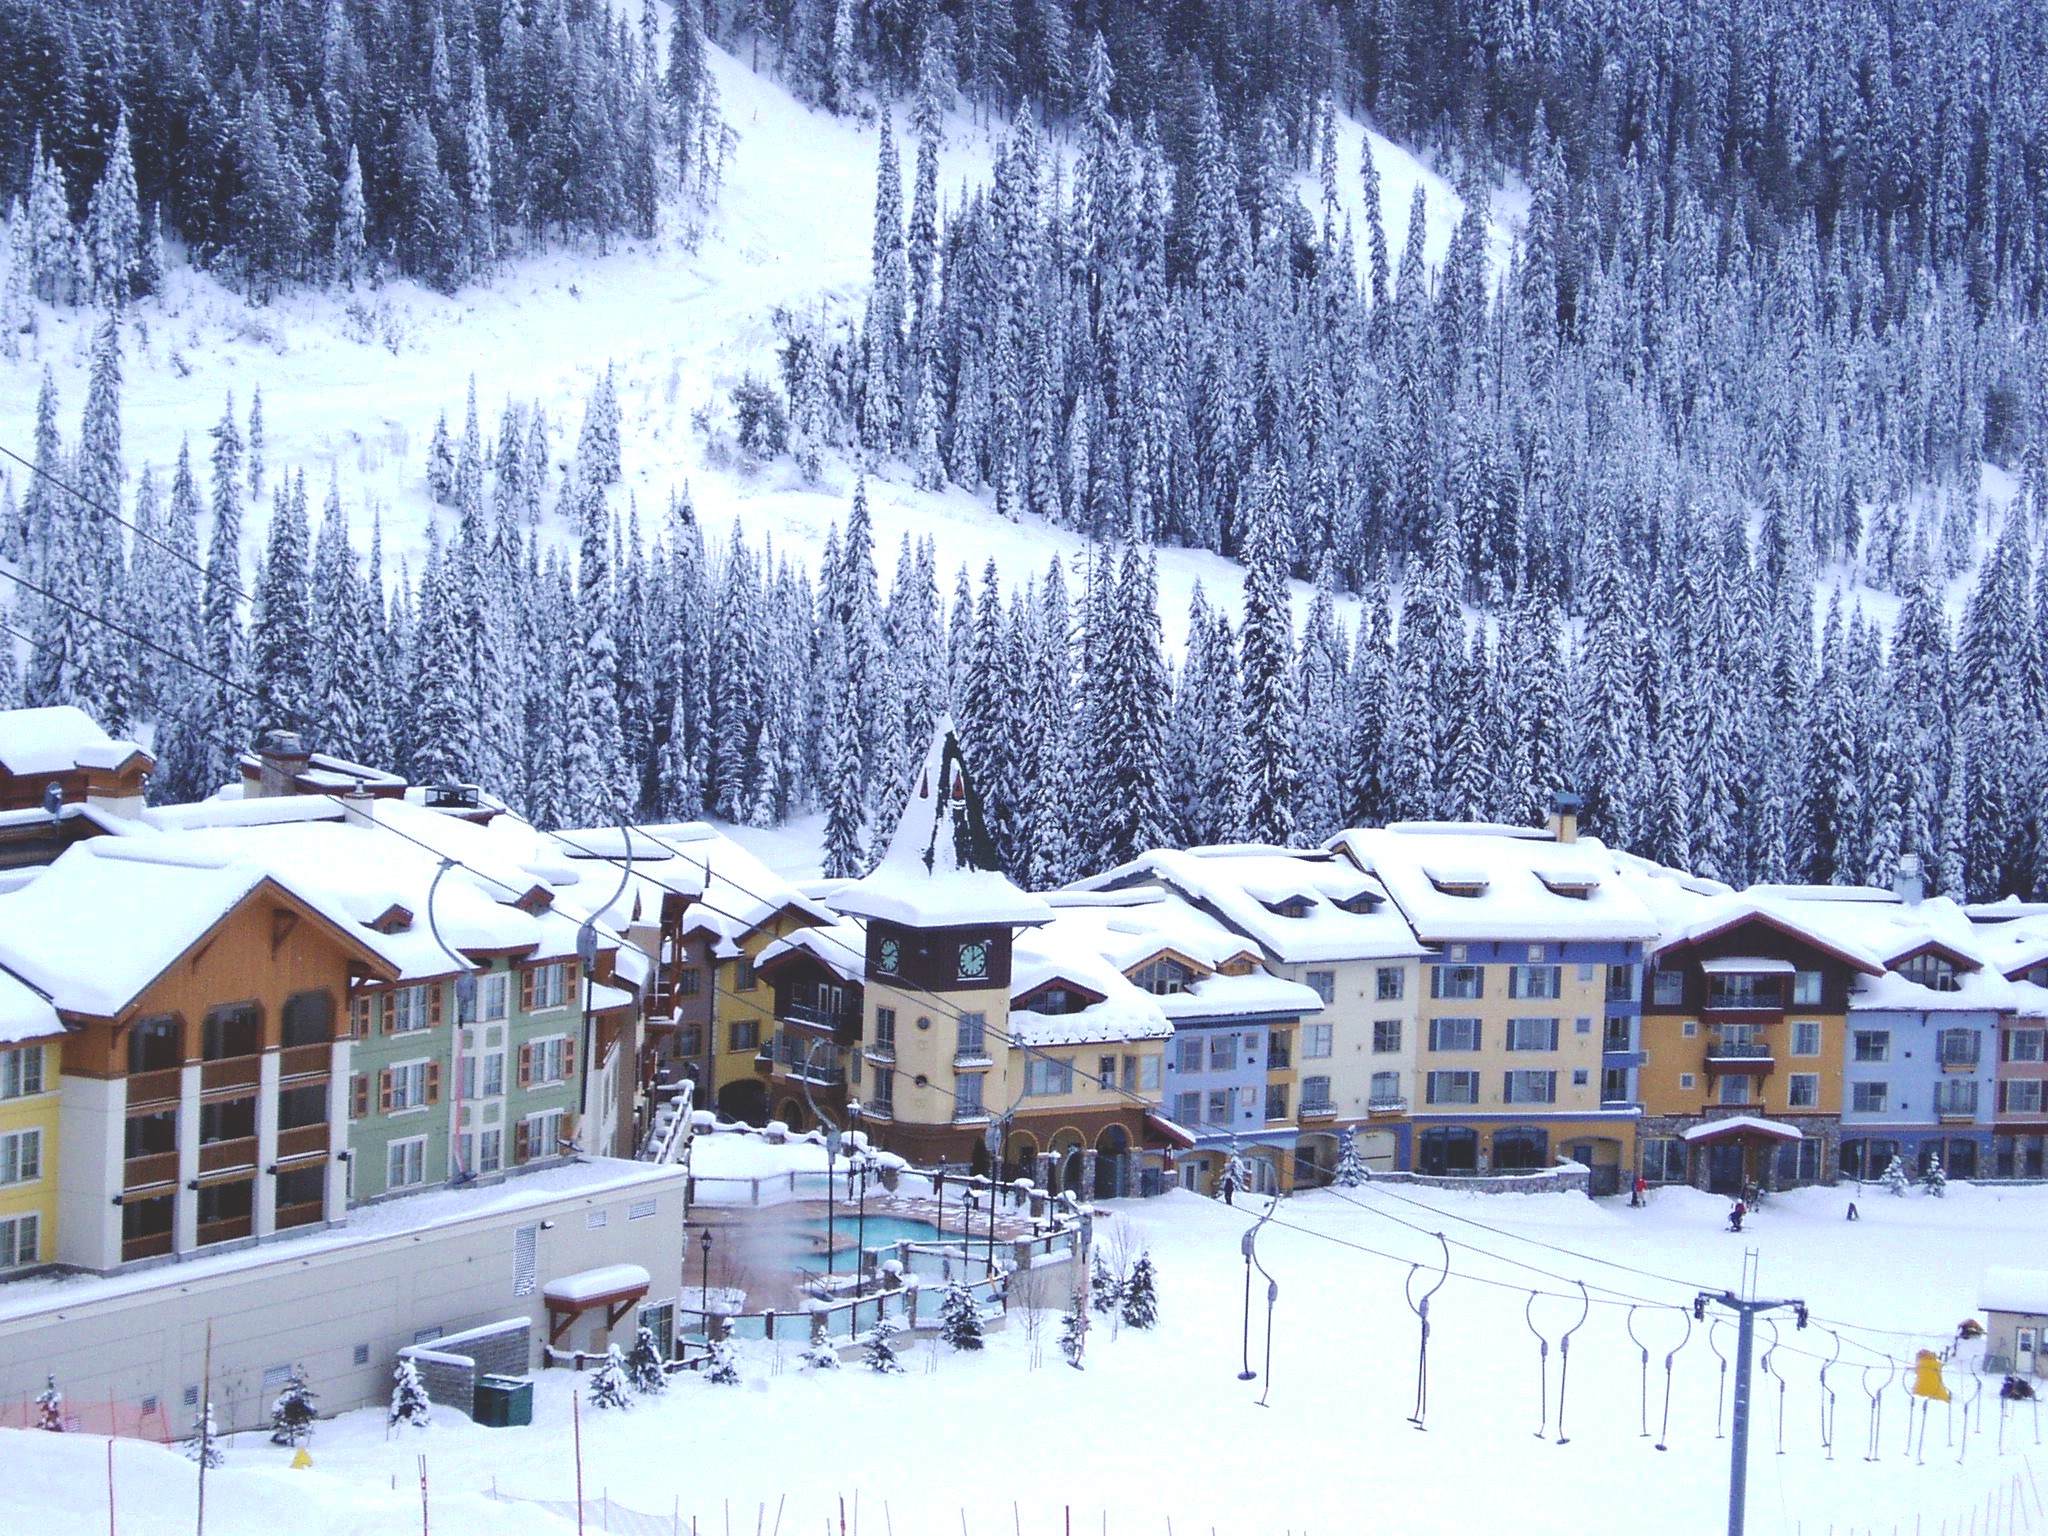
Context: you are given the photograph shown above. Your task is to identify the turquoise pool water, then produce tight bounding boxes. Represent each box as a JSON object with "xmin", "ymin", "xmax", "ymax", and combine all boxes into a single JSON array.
[{"xmin": 796, "ymin": 1214, "xmax": 945, "ymax": 1248}]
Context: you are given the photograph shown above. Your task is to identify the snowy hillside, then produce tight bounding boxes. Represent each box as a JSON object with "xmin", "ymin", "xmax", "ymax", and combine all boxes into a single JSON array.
[{"xmin": 0, "ymin": 44, "xmax": 1496, "ymax": 648}]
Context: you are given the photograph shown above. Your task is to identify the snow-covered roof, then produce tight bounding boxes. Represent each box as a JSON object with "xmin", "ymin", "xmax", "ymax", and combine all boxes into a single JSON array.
[
  {"xmin": 831, "ymin": 721, "xmax": 1052, "ymax": 930},
  {"xmin": 1329, "ymin": 827, "xmax": 1660, "ymax": 945},
  {"xmin": 1700, "ymin": 955, "xmax": 1797, "ymax": 975},
  {"xmin": 1653, "ymin": 894, "xmax": 1890, "ymax": 975},
  {"xmin": 1681, "ymin": 1115, "xmax": 1804, "ymax": 1142},
  {"xmin": 0, "ymin": 705, "xmax": 151, "ymax": 777},
  {"xmin": 0, "ymin": 839, "xmax": 410, "ymax": 1017},
  {"xmin": 758, "ymin": 918, "xmax": 868, "ymax": 983},
  {"xmin": 554, "ymin": 822, "xmax": 836, "ymax": 948},
  {"xmin": 1071, "ymin": 846, "xmax": 1422, "ymax": 964},
  {"xmin": 0, "ymin": 967, "xmax": 62, "ymax": 1045},
  {"xmin": 1979, "ymin": 1267, "xmax": 2048, "ymax": 1315},
  {"xmin": 542, "ymin": 1263, "xmax": 651, "ymax": 1305}
]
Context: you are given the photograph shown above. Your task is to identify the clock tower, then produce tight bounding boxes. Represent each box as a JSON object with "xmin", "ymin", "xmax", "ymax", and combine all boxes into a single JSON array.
[{"xmin": 832, "ymin": 720, "xmax": 1052, "ymax": 1169}]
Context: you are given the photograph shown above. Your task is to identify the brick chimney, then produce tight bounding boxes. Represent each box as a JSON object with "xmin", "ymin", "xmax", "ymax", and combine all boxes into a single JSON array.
[{"xmin": 251, "ymin": 730, "xmax": 311, "ymax": 798}]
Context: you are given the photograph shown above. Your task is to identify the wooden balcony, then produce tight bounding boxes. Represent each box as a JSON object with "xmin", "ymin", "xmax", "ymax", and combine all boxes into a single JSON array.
[
  {"xmin": 1704, "ymin": 1037, "xmax": 1775, "ymax": 1075},
  {"xmin": 276, "ymin": 1123, "xmax": 330, "ymax": 1161},
  {"xmin": 274, "ymin": 1200, "xmax": 326, "ymax": 1231},
  {"xmin": 198, "ymin": 1136, "xmax": 258, "ymax": 1175},
  {"xmin": 126, "ymin": 1068, "xmax": 181, "ymax": 1108},
  {"xmin": 121, "ymin": 1230, "xmax": 174, "ymax": 1263},
  {"xmin": 122, "ymin": 1151, "xmax": 179, "ymax": 1191},
  {"xmin": 200, "ymin": 1054, "xmax": 260, "ymax": 1094},
  {"xmin": 279, "ymin": 1043, "xmax": 331, "ymax": 1081},
  {"xmin": 196, "ymin": 1214, "xmax": 253, "ymax": 1247}
]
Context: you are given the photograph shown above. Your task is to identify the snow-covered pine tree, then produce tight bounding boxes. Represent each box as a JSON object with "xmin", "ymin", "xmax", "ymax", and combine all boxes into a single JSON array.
[
  {"xmin": 246, "ymin": 389, "xmax": 265, "ymax": 502},
  {"xmin": 1921, "ymin": 1154, "xmax": 1947, "ymax": 1197},
  {"xmin": 938, "ymin": 1281, "xmax": 985, "ymax": 1350},
  {"xmin": 1881, "ymin": 1153, "xmax": 1911, "ymax": 1196},
  {"xmin": 1089, "ymin": 1251, "xmax": 1120, "ymax": 1314},
  {"xmin": 203, "ymin": 394, "xmax": 248, "ymax": 781},
  {"xmin": 1058, "ymin": 1299, "xmax": 1087, "ymax": 1369},
  {"xmin": 252, "ymin": 472, "xmax": 314, "ymax": 736},
  {"xmin": 862, "ymin": 1315, "xmax": 906, "ymax": 1373},
  {"xmin": 589, "ymin": 1344, "xmax": 634, "ymax": 1409},
  {"xmin": 1239, "ymin": 461, "xmax": 1301, "ymax": 844},
  {"xmin": 1120, "ymin": 1254, "xmax": 1158, "ymax": 1329},
  {"xmin": 704, "ymin": 1327, "xmax": 742, "ymax": 1385},
  {"xmin": 1334, "ymin": 1127, "xmax": 1370, "ymax": 1187},
  {"xmin": 85, "ymin": 111, "xmax": 140, "ymax": 305},
  {"xmin": 627, "ymin": 1326, "xmax": 669, "ymax": 1394},
  {"xmin": 389, "ymin": 1358, "xmax": 432, "ymax": 1427},
  {"xmin": 427, "ymin": 412, "xmax": 455, "ymax": 505},
  {"xmin": 268, "ymin": 1366, "xmax": 318, "ymax": 1445},
  {"xmin": 185, "ymin": 1400, "xmax": 223, "ymax": 1467},
  {"xmin": 801, "ymin": 1331, "xmax": 842, "ymax": 1370},
  {"xmin": 35, "ymin": 1374, "xmax": 62, "ymax": 1431}
]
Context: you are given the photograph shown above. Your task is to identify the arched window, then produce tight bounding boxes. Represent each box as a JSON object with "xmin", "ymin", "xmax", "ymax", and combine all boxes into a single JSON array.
[
  {"xmin": 1418, "ymin": 1126, "xmax": 1478, "ymax": 1175},
  {"xmin": 281, "ymin": 990, "xmax": 333, "ymax": 1048}
]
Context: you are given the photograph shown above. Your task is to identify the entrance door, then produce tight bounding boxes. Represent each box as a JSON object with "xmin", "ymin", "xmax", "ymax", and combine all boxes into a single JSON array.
[
  {"xmin": 1708, "ymin": 1141, "xmax": 1744, "ymax": 1195},
  {"xmin": 2019, "ymin": 1326, "xmax": 2038, "ymax": 1374}
]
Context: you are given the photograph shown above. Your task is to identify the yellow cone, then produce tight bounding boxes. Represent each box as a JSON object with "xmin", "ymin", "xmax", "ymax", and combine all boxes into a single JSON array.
[
  {"xmin": 291, "ymin": 1447, "xmax": 313, "ymax": 1469},
  {"xmin": 1911, "ymin": 1349, "xmax": 1951, "ymax": 1402}
]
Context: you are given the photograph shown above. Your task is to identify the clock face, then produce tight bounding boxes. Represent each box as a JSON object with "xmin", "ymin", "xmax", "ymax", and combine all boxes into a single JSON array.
[
  {"xmin": 957, "ymin": 941, "xmax": 989, "ymax": 980},
  {"xmin": 879, "ymin": 938, "xmax": 901, "ymax": 974}
]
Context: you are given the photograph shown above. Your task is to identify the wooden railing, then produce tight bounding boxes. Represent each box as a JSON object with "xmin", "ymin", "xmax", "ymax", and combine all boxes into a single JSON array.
[
  {"xmin": 126, "ymin": 1068, "xmax": 181, "ymax": 1108},
  {"xmin": 274, "ymin": 1200, "xmax": 325, "ymax": 1231},
  {"xmin": 279, "ymin": 1043, "xmax": 331, "ymax": 1080},
  {"xmin": 198, "ymin": 1136, "xmax": 258, "ymax": 1174},
  {"xmin": 122, "ymin": 1151, "xmax": 179, "ymax": 1190},
  {"xmin": 276, "ymin": 1123, "xmax": 329, "ymax": 1160},
  {"xmin": 200, "ymin": 1055, "xmax": 260, "ymax": 1093},
  {"xmin": 121, "ymin": 1230, "xmax": 174, "ymax": 1263},
  {"xmin": 196, "ymin": 1214, "xmax": 253, "ymax": 1247}
]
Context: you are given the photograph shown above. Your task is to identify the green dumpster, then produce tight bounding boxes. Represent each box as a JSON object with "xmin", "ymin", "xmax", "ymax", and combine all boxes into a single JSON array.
[{"xmin": 473, "ymin": 1374, "xmax": 533, "ymax": 1428}]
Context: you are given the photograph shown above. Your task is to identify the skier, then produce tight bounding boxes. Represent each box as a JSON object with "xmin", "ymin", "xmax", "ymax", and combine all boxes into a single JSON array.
[
  {"xmin": 1727, "ymin": 1198, "xmax": 1746, "ymax": 1233},
  {"xmin": 1630, "ymin": 1174, "xmax": 1646, "ymax": 1208}
]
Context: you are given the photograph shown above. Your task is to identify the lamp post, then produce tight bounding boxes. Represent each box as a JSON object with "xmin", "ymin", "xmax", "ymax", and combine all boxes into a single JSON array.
[
  {"xmin": 698, "ymin": 1226, "xmax": 714, "ymax": 1343},
  {"xmin": 985, "ymin": 1121, "xmax": 1003, "ymax": 1275},
  {"xmin": 849, "ymin": 1103, "xmax": 868, "ymax": 1262},
  {"xmin": 823, "ymin": 1124, "xmax": 842, "ymax": 1277}
]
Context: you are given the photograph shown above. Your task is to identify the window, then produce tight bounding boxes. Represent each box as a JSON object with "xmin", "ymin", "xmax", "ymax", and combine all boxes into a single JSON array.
[
  {"xmin": 1427, "ymin": 1017, "xmax": 1480, "ymax": 1052},
  {"xmin": 1899, "ymin": 954, "xmax": 1960, "ymax": 993},
  {"xmin": 1305, "ymin": 970, "xmax": 1336, "ymax": 1006},
  {"xmin": 1508, "ymin": 965, "xmax": 1562, "ymax": 1000},
  {"xmin": 1175, "ymin": 1036, "xmax": 1204, "ymax": 1074},
  {"xmin": 1025, "ymin": 1057, "xmax": 1074, "ymax": 1096},
  {"xmin": 955, "ymin": 1074, "xmax": 984, "ymax": 1114},
  {"xmin": 477, "ymin": 1127, "xmax": 503, "ymax": 1174},
  {"xmin": 735, "ymin": 957, "xmax": 757, "ymax": 992},
  {"xmin": 1099, "ymin": 1055, "xmax": 1117, "ymax": 1091},
  {"xmin": 528, "ymin": 1036, "xmax": 571, "ymax": 1084},
  {"xmin": 1527, "ymin": 945, "xmax": 1546, "ymax": 963},
  {"xmin": 871, "ymin": 1069, "xmax": 895, "ymax": 1112},
  {"xmin": 1174, "ymin": 1091, "xmax": 1201, "ymax": 1125},
  {"xmin": 1503, "ymin": 1070, "xmax": 1557, "ymax": 1105},
  {"xmin": 1376, "ymin": 968, "xmax": 1405, "ymax": 1001},
  {"xmin": 1792, "ymin": 1021, "xmax": 1822, "ymax": 1056},
  {"xmin": 0, "ymin": 1128, "xmax": 41, "ymax": 1185},
  {"xmin": 280, "ymin": 991, "xmax": 333, "ymax": 1048},
  {"xmin": 729, "ymin": 1019, "xmax": 759, "ymax": 1053},
  {"xmin": 1571, "ymin": 1068, "xmax": 1589, "ymax": 1087},
  {"xmin": 1209, "ymin": 1033, "xmax": 1237, "ymax": 1070},
  {"xmin": 387, "ymin": 1060, "xmax": 432, "ymax": 1111},
  {"xmin": 277, "ymin": 1082, "xmax": 325, "ymax": 1130},
  {"xmin": 1575, "ymin": 1017, "xmax": 1592, "ymax": 1035},
  {"xmin": 1936, "ymin": 1030, "xmax": 1980, "ymax": 1068},
  {"xmin": 1679, "ymin": 1073, "xmax": 1696, "ymax": 1090},
  {"xmin": 1138, "ymin": 1056, "xmax": 1160, "ymax": 1092},
  {"xmin": 1718, "ymin": 1075, "xmax": 1752, "ymax": 1105},
  {"xmin": 519, "ymin": 1109, "xmax": 566, "ymax": 1161},
  {"xmin": 202, "ymin": 1003, "xmax": 260, "ymax": 1059},
  {"xmin": 1707, "ymin": 974, "xmax": 1783, "ymax": 1010},
  {"xmin": 481, "ymin": 1052, "xmax": 505, "ymax": 1097},
  {"xmin": 955, "ymin": 1012, "xmax": 987, "ymax": 1059},
  {"xmin": 1603, "ymin": 1017, "xmax": 1633, "ymax": 1050},
  {"xmin": 0, "ymin": 1044, "xmax": 45, "ymax": 1099},
  {"xmin": 2002, "ymin": 1081, "xmax": 2045, "ymax": 1114},
  {"xmin": 1853, "ymin": 1030, "xmax": 1890, "ymax": 1063},
  {"xmin": 1788, "ymin": 1073, "xmax": 1820, "ymax": 1109},
  {"xmin": 1851, "ymin": 1081, "xmax": 1889, "ymax": 1113},
  {"xmin": 478, "ymin": 973, "xmax": 510, "ymax": 1023},
  {"xmin": 1134, "ymin": 958, "xmax": 1195, "ymax": 995},
  {"xmin": 1792, "ymin": 970, "xmax": 1824, "ymax": 1006},
  {"xmin": 387, "ymin": 1136, "xmax": 427, "ymax": 1189},
  {"xmin": 1206, "ymin": 1089, "xmax": 1232, "ymax": 1124},
  {"xmin": 1425, "ymin": 1070, "xmax": 1479, "ymax": 1106},
  {"xmin": 873, "ymin": 1008, "xmax": 897, "ymax": 1049},
  {"xmin": 200, "ymin": 1095, "xmax": 256, "ymax": 1144},
  {"xmin": 0, "ymin": 1212, "xmax": 39, "ymax": 1268},
  {"xmin": 1606, "ymin": 964, "xmax": 1637, "ymax": 1002},
  {"xmin": 1640, "ymin": 1137, "xmax": 1686, "ymax": 1183},
  {"xmin": 1267, "ymin": 1032, "xmax": 1291, "ymax": 1070},
  {"xmin": 1935, "ymin": 1080, "xmax": 1978, "ymax": 1117},
  {"xmin": 1577, "ymin": 963, "xmax": 1597, "ymax": 983},
  {"xmin": 676, "ymin": 968, "xmax": 702, "ymax": 998},
  {"xmin": 1681, "ymin": 1020, "xmax": 1698, "ymax": 1037},
  {"xmin": 1370, "ymin": 1070, "xmax": 1402, "ymax": 1104},
  {"xmin": 1506, "ymin": 1018, "xmax": 1560, "ymax": 1052},
  {"xmin": 529, "ymin": 963, "xmax": 569, "ymax": 1011},
  {"xmin": 1652, "ymin": 969, "xmax": 1684, "ymax": 1006},
  {"xmin": 1431, "ymin": 966, "xmax": 1485, "ymax": 1000},
  {"xmin": 675, "ymin": 1022, "xmax": 704, "ymax": 1058},
  {"xmin": 1300, "ymin": 1075, "xmax": 1333, "ymax": 1112},
  {"xmin": 1303, "ymin": 1023, "xmax": 1333, "ymax": 1058},
  {"xmin": 1265, "ymin": 1083, "xmax": 1290, "ymax": 1120},
  {"xmin": 391, "ymin": 985, "xmax": 431, "ymax": 1034},
  {"xmin": 2005, "ymin": 1029, "xmax": 2045, "ymax": 1063},
  {"xmin": 128, "ymin": 1015, "xmax": 179, "ymax": 1072},
  {"xmin": 1373, "ymin": 1020, "xmax": 1402, "ymax": 1054},
  {"xmin": 1602, "ymin": 1066, "xmax": 1632, "ymax": 1103}
]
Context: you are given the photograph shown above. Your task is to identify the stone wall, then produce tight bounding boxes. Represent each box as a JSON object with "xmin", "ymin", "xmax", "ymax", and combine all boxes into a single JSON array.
[
  {"xmin": 1366, "ymin": 1165, "xmax": 1591, "ymax": 1197},
  {"xmin": 400, "ymin": 1318, "xmax": 532, "ymax": 1419}
]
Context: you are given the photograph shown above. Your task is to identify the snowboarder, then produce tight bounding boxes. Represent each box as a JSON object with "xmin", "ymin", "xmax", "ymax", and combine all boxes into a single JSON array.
[
  {"xmin": 1846, "ymin": 1200, "xmax": 1860, "ymax": 1221},
  {"xmin": 1727, "ymin": 1199, "xmax": 1746, "ymax": 1233}
]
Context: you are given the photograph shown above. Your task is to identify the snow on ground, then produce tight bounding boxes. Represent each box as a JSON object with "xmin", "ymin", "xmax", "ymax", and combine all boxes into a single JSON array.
[
  {"xmin": 0, "ymin": 48, "xmax": 1494, "ymax": 653},
  {"xmin": 11, "ymin": 1181, "xmax": 2041, "ymax": 1536}
]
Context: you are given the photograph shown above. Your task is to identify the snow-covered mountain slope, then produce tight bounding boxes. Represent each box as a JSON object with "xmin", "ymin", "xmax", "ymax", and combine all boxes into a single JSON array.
[{"xmin": 0, "ymin": 46, "xmax": 1498, "ymax": 648}]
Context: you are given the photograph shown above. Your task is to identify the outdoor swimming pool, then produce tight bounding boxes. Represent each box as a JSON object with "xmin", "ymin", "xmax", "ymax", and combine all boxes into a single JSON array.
[{"xmin": 796, "ymin": 1214, "xmax": 946, "ymax": 1248}]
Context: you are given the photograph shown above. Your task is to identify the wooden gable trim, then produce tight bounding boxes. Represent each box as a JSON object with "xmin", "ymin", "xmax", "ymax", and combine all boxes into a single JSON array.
[
  {"xmin": 1123, "ymin": 946, "xmax": 1215, "ymax": 982},
  {"xmin": 1657, "ymin": 911, "xmax": 1885, "ymax": 978},
  {"xmin": 1883, "ymin": 938, "xmax": 1980, "ymax": 972}
]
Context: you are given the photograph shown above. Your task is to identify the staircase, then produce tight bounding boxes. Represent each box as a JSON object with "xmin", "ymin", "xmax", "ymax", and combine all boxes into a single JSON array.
[{"xmin": 640, "ymin": 1078, "xmax": 696, "ymax": 1166}]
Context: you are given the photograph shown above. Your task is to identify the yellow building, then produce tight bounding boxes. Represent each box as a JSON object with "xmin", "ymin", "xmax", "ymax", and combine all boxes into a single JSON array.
[{"xmin": 1, "ymin": 972, "xmax": 64, "ymax": 1273}]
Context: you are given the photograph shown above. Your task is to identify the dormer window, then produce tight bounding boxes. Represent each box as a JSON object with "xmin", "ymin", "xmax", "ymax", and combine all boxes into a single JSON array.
[
  {"xmin": 1536, "ymin": 872, "xmax": 1598, "ymax": 900},
  {"xmin": 1263, "ymin": 896, "xmax": 1314, "ymax": 919},
  {"xmin": 1133, "ymin": 958, "xmax": 1196, "ymax": 996},
  {"xmin": 1334, "ymin": 892, "xmax": 1377, "ymax": 915},
  {"xmin": 1424, "ymin": 867, "xmax": 1489, "ymax": 898},
  {"xmin": 1898, "ymin": 952, "xmax": 1962, "ymax": 993}
]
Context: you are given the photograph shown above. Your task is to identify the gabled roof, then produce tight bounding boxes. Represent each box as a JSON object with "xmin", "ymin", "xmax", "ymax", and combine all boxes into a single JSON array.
[
  {"xmin": 831, "ymin": 721, "xmax": 1052, "ymax": 930},
  {"xmin": 1655, "ymin": 900, "xmax": 1887, "ymax": 976},
  {"xmin": 0, "ymin": 966, "xmax": 62, "ymax": 1045},
  {"xmin": 553, "ymin": 822, "xmax": 837, "ymax": 947},
  {"xmin": 0, "ymin": 705, "xmax": 153, "ymax": 777}
]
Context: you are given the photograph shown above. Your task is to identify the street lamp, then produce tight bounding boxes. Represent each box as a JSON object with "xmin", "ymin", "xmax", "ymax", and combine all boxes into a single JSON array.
[
  {"xmin": 985, "ymin": 1121, "xmax": 1003, "ymax": 1275},
  {"xmin": 823, "ymin": 1123, "xmax": 843, "ymax": 1277},
  {"xmin": 849, "ymin": 1103, "xmax": 868, "ymax": 1262},
  {"xmin": 698, "ymin": 1226, "xmax": 714, "ymax": 1344}
]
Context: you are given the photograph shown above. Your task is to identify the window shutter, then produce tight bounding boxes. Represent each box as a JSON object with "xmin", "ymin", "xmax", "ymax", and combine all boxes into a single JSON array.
[
  {"xmin": 349, "ymin": 998, "xmax": 368, "ymax": 1039},
  {"xmin": 425, "ymin": 1061, "xmax": 442, "ymax": 1105},
  {"xmin": 378, "ymin": 1069, "xmax": 394, "ymax": 1114},
  {"xmin": 520, "ymin": 967, "xmax": 535, "ymax": 1013},
  {"xmin": 514, "ymin": 1120, "xmax": 530, "ymax": 1165},
  {"xmin": 351, "ymin": 1074, "xmax": 369, "ymax": 1119},
  {"xmin": 562, "ymin": 1034, "xmax": 577, "ymax": 1081},
  {"xmin": 428, "ymin": 985, "xmax": 443, "ymax": 1030},
  {"xmin": 380, "ymin": 995, "xmax": 395, "ymax": 1035},
  {"xmin": 518, "ymin": 1043, "xmax": 533, "ymax": 1089}
]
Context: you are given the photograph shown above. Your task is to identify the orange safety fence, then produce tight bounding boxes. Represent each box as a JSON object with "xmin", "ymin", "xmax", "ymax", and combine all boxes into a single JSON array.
[{"xmin": 0, "ymin": 1397, "xmax": 176, "ymax": 1441}]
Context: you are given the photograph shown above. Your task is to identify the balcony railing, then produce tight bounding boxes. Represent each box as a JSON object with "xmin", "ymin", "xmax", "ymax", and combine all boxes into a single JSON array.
[
  {"xmin": 200, "ymin": 1054, "xmax": 260, "ymax": 1093},
  {"xmin": 121, "ymin": 1230, "xmax": 174, "ymax": 1263},
  {"xmin": 952, "ymin": 1105, "xmax": 991, "ymax": 1124},
  {"xmin": 274, "ymin": 1200, "xmax": 325, "ymax": 1231},
  {"xmin": 196, "ymin": 1214, "xmax": 253, "ymax": 1248},
  {"xmin": 759, "ymin": 1035, "xmax": 846, "ymax": 1085},
  {"xmin": 1367, "ymin": 1097, "xmax": 1409, "ymax": 1114},
  {"xmin": 781, "ymin": 999, "xmax": 860, "ymax": 1032},
  {"xmin": 1298, "ymin": 1100, "xmax": 1338, "ymax": 1120},
  {"xmin": 276, "ymin": 1123, "xmax": 329, "ymax": 1161},
  {"xmin": 198, "ymin": 1136, "xmax": 258, "ymax": 1175},
  {"xmin": 952, "ymin": 1050, "xmax": 994, "ymax": 1069},
  {"xmin": 126, "ymin": 1068, "xmax": 181, "ymax": 1108},
  {"xmin": 279, "ymin": 1043, "xmax": 331, "ymax": 1080},
  {"xmin": 122, "ymin": 1150, "xmax": 179, "ymax": 1190},
  {"xmin": 1707, "ymin": 1037, "xmax": 1773, "ymax": 1058}
]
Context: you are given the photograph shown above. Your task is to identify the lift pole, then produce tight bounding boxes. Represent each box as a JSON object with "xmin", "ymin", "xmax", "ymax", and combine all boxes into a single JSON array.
[{"xmin": 1696, "ymin": 1289, "xmax": 1808, "ymax": 1536}]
